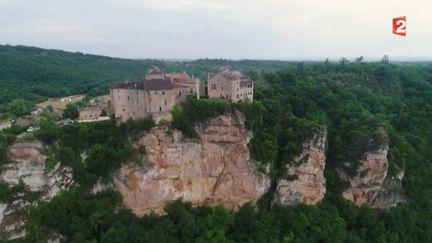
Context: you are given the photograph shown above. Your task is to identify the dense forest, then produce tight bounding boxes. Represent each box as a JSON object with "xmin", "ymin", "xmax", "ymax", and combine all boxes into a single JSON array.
[{"xmin": 2, "ymin": 45, "xmax": 432, "ymax": 242}]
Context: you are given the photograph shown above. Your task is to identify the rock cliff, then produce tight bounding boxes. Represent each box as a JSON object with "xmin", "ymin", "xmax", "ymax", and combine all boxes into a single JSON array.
[
  {"xmin": 274, "ymin": 127, "xmax": 327, "ymax": 206},
  {"xmin": 0, "ymin": 141, "xmax": 73, "ymax": 240},
  {"xmin": 114, "ymin": 113, "xmax": 270, "ymax": 216},
  {"xmin": 340, "ymin": 136, "xmax": 404, "ymax": 208}
]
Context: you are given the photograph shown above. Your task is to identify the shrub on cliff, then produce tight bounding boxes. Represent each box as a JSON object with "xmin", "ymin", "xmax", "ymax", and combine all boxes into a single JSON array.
[{"xmin": 171, "ymin": 96, "xmax": 231, "ymax": 138}]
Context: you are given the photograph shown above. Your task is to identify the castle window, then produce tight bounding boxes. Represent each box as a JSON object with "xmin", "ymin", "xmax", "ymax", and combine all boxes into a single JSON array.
[
  {"xmin": 179, "ymin": 91, "xmax": 182, "ymax": 95},
  {"xmin": 155, "ymin": 91, "xmax": 158, "ymax": 95},
  {"xmin": 221, "ymin": 86, "xmax": 223, "ymax": 91},
  {"xmin": 159, "ymin": 107, "xmax": 162, "ymax": 111},
  {"xmin": 127, "ymin": 96, "xmax": 129, "ymax": 100},
  {"xmin": 211, "ymin": 84, "xmax": 216, "ymax": 90},
  {"xmin": 226, "ymin": 94, "xmax": 228, "ymax": 99},
  {"xmin": 162, "ymin": 91, "xmax": 165, "ymax": 95}
]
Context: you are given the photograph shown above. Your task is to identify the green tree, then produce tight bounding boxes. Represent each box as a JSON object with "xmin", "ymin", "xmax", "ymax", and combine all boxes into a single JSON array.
[
  {"xmin": 34, "ymin": 114, "xmax": 60, "ymax": 143},
  {"xmin": 6, "ymin": 99, "xmax": 28, "ymax": 116},
  {"xmin": 63, "ymin": 103, "xmax": 79, "ymax": 119}
]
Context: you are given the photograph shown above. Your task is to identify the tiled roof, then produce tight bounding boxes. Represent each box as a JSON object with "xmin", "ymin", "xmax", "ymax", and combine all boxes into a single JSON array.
[
  {"xmin": 111, "ymin": 79, "xmax": 188, "ymax": 91},
  {"xmin": 78, "ymin": 106, "xmax": 102, "ymax": 112},
  {"xmin": 166, "ymin": 72, "xmax": 196, "ymax": 84},
  {"xmin": 219, "ymin": 69, "xmax": 252, "ymax": 83},
  {"xmin": 148, "ymin": 69, "xmax": 162, "ymax": 75}
]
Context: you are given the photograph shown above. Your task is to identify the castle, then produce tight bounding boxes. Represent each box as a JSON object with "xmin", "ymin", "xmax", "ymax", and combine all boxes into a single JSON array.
[
  {"xmin": 110, "ymin": 68, "xmax": 253, "ymax": 122},
  {"xmin": 110, "ymin": 69, "xmax": 199, "ymax": 122},
  {"xmin": 207, "ymin": 68, "xmax": 254, "ymax": 102}
]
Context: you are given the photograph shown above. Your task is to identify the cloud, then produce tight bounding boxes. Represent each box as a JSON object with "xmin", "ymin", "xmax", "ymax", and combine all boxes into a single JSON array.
[
  {"xmin": 0, "ymin": 0, "xmax": 431, "ymax": 59},
  {"xmin": 112, "ymin": 0, "xmax": 234, "ymax": 13}
]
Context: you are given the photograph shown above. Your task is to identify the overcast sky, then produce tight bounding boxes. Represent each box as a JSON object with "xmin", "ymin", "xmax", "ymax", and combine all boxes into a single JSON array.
[{"xmin": 0, "ymin": 0, "xmax": 431, "ymax": 60}]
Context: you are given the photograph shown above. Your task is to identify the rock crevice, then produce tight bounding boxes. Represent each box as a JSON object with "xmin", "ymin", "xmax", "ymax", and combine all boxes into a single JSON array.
[{"xmin": 274, "ymin": 127, "xmax": 327, "ymax": 206}]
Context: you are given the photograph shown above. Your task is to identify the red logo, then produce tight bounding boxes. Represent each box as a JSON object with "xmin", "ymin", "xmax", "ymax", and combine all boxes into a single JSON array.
[{"xmin": 392, "ymin": 16, "xmax": 406, "ymax": 36}]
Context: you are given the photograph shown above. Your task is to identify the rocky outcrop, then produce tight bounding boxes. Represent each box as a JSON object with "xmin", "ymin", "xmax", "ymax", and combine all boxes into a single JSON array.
[
  {"xmin": 274, "ymin": 127, "xmax": 327, "ymax": 206},
  {"xmin": 340, "ymin": 137, "xmax": 404, "ymax": 208},
  {"xmin": 114, "ymin": 113, "xmax": 270, "ymax": 216},
  {"xmin": 1, "ymin": 141, "xmax": 73, "ymax": 200},
  {"xmin": 0, "ymin": 141, "xmax": 73, "ymax": 240}
]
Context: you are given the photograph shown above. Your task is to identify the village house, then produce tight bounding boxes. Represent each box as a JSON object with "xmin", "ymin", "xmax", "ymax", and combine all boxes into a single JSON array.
[
  {"xmin": 0, "ymin": 120, "xmax": 12, "ymax": 131},
  {"xmin": 207, "ymin": 68, "xmax": 253, "ymax": 102},
  {"xmin": 109, "ymin": 69, "xmax": 199, "ymax": 122},
  {"xmin": 78, "ymin": 106, "xmax": 103, "ymax": 121},
  {"xmin": 15, "ymin": 116, "xmax": 33, "ymax": 127},
  {"xmin": 74, "ymin": 95, "xmax": 111, "ymax": 122}
]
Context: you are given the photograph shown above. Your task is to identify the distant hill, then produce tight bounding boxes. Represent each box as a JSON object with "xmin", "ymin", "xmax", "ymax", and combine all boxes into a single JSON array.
[
  {"xmin": 0, "ymin": 45, "xmax": 166, "ymax": 113},
  {"xmin": 0, "ymin": 45, "xmax": 298, "ymax": 115}
]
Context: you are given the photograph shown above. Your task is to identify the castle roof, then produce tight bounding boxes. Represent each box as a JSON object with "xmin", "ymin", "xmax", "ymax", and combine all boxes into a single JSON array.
[
  {"xmin": 166, "ymin": 72, "xmax": 196, "ymax": 84},
  {"xmin": 111, "ymin": 78, "xmax": 188, "ymax": 91},
  {"xmin": 216, "ymin": 69, "xmax": 253, "ymax": 85}
]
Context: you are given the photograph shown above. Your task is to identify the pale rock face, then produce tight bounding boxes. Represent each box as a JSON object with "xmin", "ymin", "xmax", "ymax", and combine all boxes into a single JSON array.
[
  {"xmin": 0, "ymin": 140, "xmax": 73, "ymax": 240},
  {"xmin": 91, "ymin": 180, "xmax": 114, "ymax": 194},
  {"xmin": 114, "ymin": 113, "xmax": 270, "ymax": 216},
  {"xmin": 341, "ymin": 143, "xmax": 404, "ymax": 208},
  {"xmin": 1, "ymin": 141, "xmax": 74, "ymax": 200},
  {"xmin": 274, "ymin": 127, "xmax": 327, "ymax": 206},
  {"xmin": 2, "ymin": 141, "xmax": 47, "ymax": 191},
  {"xmin": 0, "ymin": 204, "xmax": 7, "ymax": 223}
]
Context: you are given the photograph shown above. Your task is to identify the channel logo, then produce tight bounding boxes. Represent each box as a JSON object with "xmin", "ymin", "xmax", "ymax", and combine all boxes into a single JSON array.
[{"xmin": 393, "ymin": 16, "xmax": 406, "ymax": 36}]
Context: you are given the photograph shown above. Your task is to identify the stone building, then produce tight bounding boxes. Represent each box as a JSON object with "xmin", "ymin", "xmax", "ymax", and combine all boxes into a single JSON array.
[
  {"xmin": 78, "ymin": 107, "xmax": 103, "ymax": 120},
  {"xmin": 110, "ymin": 70, "xmax": 199, "ymax": 122},
  {"xmin": 0, "ymin": 120, "xmax": 12, "ymax": 131},
  {"xmin": 207, "ymin": 68, "xmax": 253, "ymax": 102}
]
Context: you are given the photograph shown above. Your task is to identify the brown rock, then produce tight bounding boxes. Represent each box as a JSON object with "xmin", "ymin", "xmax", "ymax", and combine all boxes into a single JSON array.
[
  {"xmin": 114, "ymin": 113, "xmax": 270, "ymax": 216},
  {"xmin": 340, "ymin": 131, "xmax": 404, "ymax": 208},
  {"xmin": 274, "ymin": 127, "xmax": 327, "ymax": 206}
]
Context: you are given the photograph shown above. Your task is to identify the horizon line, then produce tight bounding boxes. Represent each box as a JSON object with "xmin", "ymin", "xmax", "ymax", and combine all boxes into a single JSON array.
[{"xmin": 3, "ymin": 43, "xmax": 432, "ymax": 63}]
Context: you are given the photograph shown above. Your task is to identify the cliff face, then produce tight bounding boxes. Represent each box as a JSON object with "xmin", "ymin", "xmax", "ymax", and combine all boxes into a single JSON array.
[
  {"xmin": 0, "ymin": 141, "xmax": 73, "ymax": 240},
  {"xmin": 340, "ymin": 140, "xmax": 404, "ymax": 208},
  {"xmin": 114, "ymin": 113, "xmax": 270, "ymax": 216},
  {"xmin": 274, "ymin": 127, "xmax": 327, "ymax": 206}
]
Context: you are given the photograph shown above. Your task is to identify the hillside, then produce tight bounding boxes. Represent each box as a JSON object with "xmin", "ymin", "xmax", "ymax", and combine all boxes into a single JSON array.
[
  {"xmin": 0, "ymin": 45, "xmax": 296, "ymax": 116},
  {"xmin": 1, "ymin": 46, "xmax": 432, "ymax": 242},
  {"xmin": 0, "ymin": 45, "xmax": 162, "ymax": 114}
]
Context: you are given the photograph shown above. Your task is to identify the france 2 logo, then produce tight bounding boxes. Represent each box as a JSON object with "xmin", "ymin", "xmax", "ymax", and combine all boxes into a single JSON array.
[{"xmin": 392, "ymin": 16, "xmax": 406, "ymax": 36}]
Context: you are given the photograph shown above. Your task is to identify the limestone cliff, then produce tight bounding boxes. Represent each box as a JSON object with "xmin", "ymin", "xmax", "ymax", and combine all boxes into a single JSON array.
[
  {"xmin": 114, "ymin": 113, "xmax": 270, "ymax": 216},
  {"xmin": 274, "ymin": 127, "xmax": 327, "ymax": 206},
  {"xmin": 0, "ymin": 141, "xmax": 73, "ymax": 240},
  {"xmin": 339, "ymin": 133, "xmax": 404, "ymax": 208}
]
